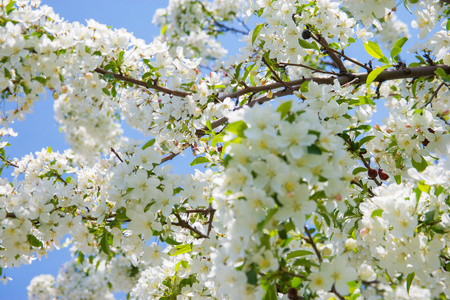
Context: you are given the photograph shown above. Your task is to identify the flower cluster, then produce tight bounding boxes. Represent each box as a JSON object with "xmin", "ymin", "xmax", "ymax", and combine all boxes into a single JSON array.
[{"xmin": 0, "ymin": 0, "xmax": 449, "ymax": 299}]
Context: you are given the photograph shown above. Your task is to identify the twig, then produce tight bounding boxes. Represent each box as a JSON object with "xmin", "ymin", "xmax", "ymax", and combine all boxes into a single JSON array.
[
  {"xmin": 314, "ymin": 36, "xmax": 348, "ymax": 74},
  {"xmin": 262, "ymin": 57, "xmax": 294, "ymax": 92},
  {"xmin": 351, "ymin": 180, "xmax": 375, "ymax": 197},
  {"xmin": 358, "ymin": 152, "xmax": 382, "ymax": 186},
  {"xmin": 213, "ymin": 20, "xmax": 248, "ymax": 35},
  {"xmin": 110, "ymin": 147, "xmax": 123, "ymax": 162},
  {"xmin": 278, "ymin": 61, "xmax": 338, "ymax": 75},
  {"xmin": 421, "ymin": 82, "xmax": 446, "ymax": 108},
  {"xmin": 161, "ymin": 152, "xmax": 180, "ymax": 164},
  {"xmin": 304, "ymin": 225, "xmax": 322, "ymax": 263},
  {"xmin": 330, "ymin": 284, "xmax": 345, "ymax": 300},
  {"xmin": 0, "ymin": 154, "xmax": 18, "ymax": 168},
  {"xmin": 94, "ymin": 68, "xmax": 190, "ymax": 98},
  {"xmin": 206, "ymin": 205, "xmax": 215, "ymax": 235},
  {"xmin": 173, "ymin": 213, "xmax": 209, "ymax": 238}
]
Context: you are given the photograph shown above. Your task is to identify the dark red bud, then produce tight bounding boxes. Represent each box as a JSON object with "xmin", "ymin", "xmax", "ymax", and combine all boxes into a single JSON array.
[
  {"xmin": 217, "ymin": 146, "xmax": 223, "ymax": 152},
  {"xmin": 288, "ymin": 287, "xmax": 298, "ymax": 299},
  {"xmin": 428, "ymin": 128, "xmax": 435, "ymax": 133},
  {"xmin": 302, "ymin": 29, "xmax": 312, "ymax": 40},
  {"xmin": 379, "ymin": 172, "xmax": 389, "ymax": 181},
  {"xmin": 422, "ymin": 138, "xmax": 430, "ymax": 147},
  {"xmin": 368, "ymin": 168, "xmax": 377, "ymax": 179}
]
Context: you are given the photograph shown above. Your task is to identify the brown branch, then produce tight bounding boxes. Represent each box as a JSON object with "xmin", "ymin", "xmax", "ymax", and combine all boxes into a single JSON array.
[
  {"xmin": 262, "ymin": 57, "xmax": 294, "ymax": 92},
  {"xmin": 161, "ymin": 152, "xmax": 180, "ymax": 164},
  {"xmin": 304, "ymin": 225, "xmax": 322, "ymax": 263},
  {"xmin": 421, "ymin": 82, "xmax": 446, "ymax": 109},
  {"xmin": 330, "ymin": 284, "xmax": 345, "ymax": 300},
  {"xmin": 173, "ymin": 213, "xmax": 209, "ymax": 239},
  {"xmin": 94, "ymin": 68, "xmax": 190, "ymax": 98},
  {"xmin": 206, "ymin": 205, "xmax": 215, "ymax": 236},
  {"xmin": 0, "ymin": 154, "xmax": 18, "ymax": 168},
  {"xmin": 282, "ymin": 270, "xmax": 306, "ymax": 279},
  {"xmin": 218, "ymin": 65, "xmax": 450, "ymax": 102},
  {"xmin": 110, "ymin": 147, "xmax": 123, "ymax": 162},
  {"xmin": 278, "ymin": 61, "xmax": 339, "ymax": 75},
  {"xmin": 351, "ymin": 180, "xmax": 375, "ymax": 197},
  {"xmin": 315, "ymin": 36, "xmax": 348, "ymax": 74}
]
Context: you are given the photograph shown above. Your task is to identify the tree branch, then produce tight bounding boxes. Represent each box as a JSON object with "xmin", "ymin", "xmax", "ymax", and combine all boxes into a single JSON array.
[
  {"xmin": 304, "ymin": 225, "xmax": 322, "ymax": 263},
  {"xmin": 262, "ymin": 57, "xmax": 294, "ymax": 91},
  {"xmin": 94, "ymin": 67, "xmax": 190, "ymax": 97},
  {"xmin": 421, "ymin": 82, "xmax": 446, "ymax": 109},
  {"xmin": 315, "ymin": 36, "xmax": 348, "ymax": 74}
]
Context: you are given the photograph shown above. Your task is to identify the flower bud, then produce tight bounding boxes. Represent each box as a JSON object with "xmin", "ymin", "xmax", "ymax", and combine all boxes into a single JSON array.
[
  {"xmin": 368, "ymin": 168, "xmax": 377, "ymax": 179},
  {"xmin": 302, "ymin": 29, "xmax": 312, "ymax": 39},
  {"xmin": 344, "ymin": 238, "xmax": 358, "ymax": 251}
]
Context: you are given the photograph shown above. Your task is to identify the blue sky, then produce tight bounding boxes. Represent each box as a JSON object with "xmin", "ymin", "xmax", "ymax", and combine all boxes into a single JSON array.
[{"xmin": 0, "ymin": 1, "xmax": 427, "ymax": 299}]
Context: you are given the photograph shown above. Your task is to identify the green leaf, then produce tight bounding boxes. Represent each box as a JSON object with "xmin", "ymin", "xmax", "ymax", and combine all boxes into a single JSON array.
[
  {"xmin": 225, "ymin": 120, "xmax": 248, "ymax": 138},
  {"xmin": 394, "ymin": 175, "xmax": 401, "ymax": 184},
  {"xmin": 293, "ymin": 258, "xmax": 320, "ymax": 267},
  {"xmin": 47, "ymin": 147, "xmax": 52, "ymax": 153},
  {"xmin": 390, "ymin": 47, "xmax": 402, "ymax": 60},
  {"xmin": 352, "ymin": 167, "xmax": 367, "ymax": 175},
  {"xmin": 307, "ymin": 144, "xmax": 322, "ymax": 155},
  {"xmin": 170, "ymin": 244, "xmax": 193, "ymax": 256},
  {"xmin": 246, "ymin": 267, "xmax": 258, "ymax": 285},
  {"xmin": 262, "ymin": 284, "xmax": 278, "ymax": 300},
  {"xmin": 252, "ymin": 24, "xmax": 264, "ymax": 45},
  {"xmin": 434, "ymin": 67, "xmax": 450, "ymax": 82},
  {"xmin": 190, "ymin": 156, "xmax": 210, "ymax": 166},
  {"xmin": 371, "ymin": 208, "xmax": 383, "ymax": 218},
  {"xmin": 206, "ymin": 120, "xmax": 212, "ymax": 131},
  {"xmin": 298, "ymin": 39, "xmax": 319, "ymax": 51},
  {"xmin": 412, "ymin": 155, "xmax": 428, "ymax": 172},
  {"xmin": 6, "ymin": 1, "xmax": 16, "ymax": 14},
  {"xmin": 406, "ymin": 272, "xmax": 415, "ymax": 294},
  {"xmin": 27, "ymin": 234, "xmax": 43, "ymax": 248},
  {"xmin": 210, "ymin": 133, "xmax": 224, "ymax": 147},
  {"xmin": 276, "ymin": 101, "xmax": 292, "ymax": 119},
  {"xmin": 142, "ymin": 139, "xmax": 155, "ymax": 150},
  {"xmin": 393, "ymin": 37, "xmax": 408, "ymax": 50},
  {"xmin": 357, "ymin": 135, "xmax": 376, "ymax": 148},
  {"xmin": 102, "ymin": 88, "xmax": 110, "ymax": 96},
  {"xmin": 447, "ymin": 19, "xmax": 450, "ymax": 31},
  {"xmin": 286, "ymin": 250, "xmax": 313, "ymax": 260},
  {"xmin": 366, "ymin": 65, "xmax": 391, "ymax": 87},
  {"xmin": 364, "ymin": 41, "xmax": 385, "ymax": 59},
  {"xmin": 164, "ymin": 236, "xmax": 182, "ymax": 246},
  {"xmin": 100, "ymin": 233, "xmax": 111, "ymax": 256}
]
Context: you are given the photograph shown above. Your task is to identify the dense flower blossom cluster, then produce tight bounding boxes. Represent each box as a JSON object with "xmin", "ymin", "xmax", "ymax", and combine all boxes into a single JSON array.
[{"xmin": 0, "ymin": 0, "xmax": 448, "ymax": 299}]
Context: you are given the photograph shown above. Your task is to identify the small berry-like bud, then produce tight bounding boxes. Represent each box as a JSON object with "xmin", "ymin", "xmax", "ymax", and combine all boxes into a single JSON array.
[
  {"xmin": 379, "ymin": 172, "xmax": 389, "ymax": 181},
  {"xmin": 422, "ymin": 138, "xmax": 430, "ymax": 146},
  {"xmin": 368, "ymin": 168, "xmax": 377, "ymax": 179},
  {"xmin": 428, "ymin": 128, "xmax": 435, "ymax": 134},
  {"xmin": 302, "ymin": 29, "xmax": 312, "ymax": 39}
]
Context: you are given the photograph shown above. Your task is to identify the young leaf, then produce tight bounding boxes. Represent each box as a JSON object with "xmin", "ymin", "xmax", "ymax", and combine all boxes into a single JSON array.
[
  {"xmin": 286, "ymin": 250, "xmax": 313, "ymax": 260},
  {"xmin": 190, "ymin": 157, "xmax": 210, "ymax": 166},
  {"xmin": 364, "ymin": 41, "xmax": 385, "ymax": 59},
  {"xmin": 366, "ymin": 65, "xmax": 391, "ymax": 87},
  {"xmin": 393, "ymin": 37, "xmax": 408, "ymax": 49},
  {"xmin": 170, "ymin": 244, "xmax": 193, "ymax": 256},
  {"xmin": 406, "ymin": 272, "xmax": 415, "ymax": 294},
  {"xmin": 142, "ymin": 138, "xmax": 155, "ymax": 150},
  {"xmin": 252, "ymin": 24, "xmax": 264, "ymax": 45},
  {"xmin": 412, "ymin": 155, "xmax": 428, "ymax": 172}
]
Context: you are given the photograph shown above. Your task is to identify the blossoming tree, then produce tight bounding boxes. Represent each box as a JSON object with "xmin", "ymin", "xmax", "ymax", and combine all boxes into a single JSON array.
[{"xmin": 1, "ymin": 0, "xmax": 450, "ymax": 299}]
